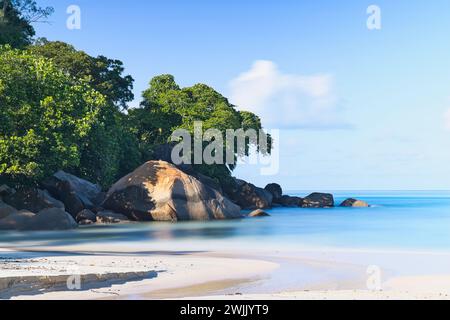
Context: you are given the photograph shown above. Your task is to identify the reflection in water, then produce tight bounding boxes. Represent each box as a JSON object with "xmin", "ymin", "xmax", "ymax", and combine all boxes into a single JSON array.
[{"xmin": 1, "ymin": 191, "xmax": 450, "ymax": 252}]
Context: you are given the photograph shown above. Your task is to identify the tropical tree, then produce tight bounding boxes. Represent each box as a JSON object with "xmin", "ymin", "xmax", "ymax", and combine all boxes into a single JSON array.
[
  {"xmin": 0, "ymin": 0, "xmax": 53, "ymax": 48},
  {"xmin": 133, "ymin": 74, "xmax": 272, "ymax": 184},
  {"xmin": 0, "ymin": 46, "xmax": 105, "ymax": 185},
  {"xmin": 30, "ymin": 40, "xmax": 134, "ymax": 109},
  {"xmin": 29, "ymin": 40, "xmax": 141, "ymax": 186}
]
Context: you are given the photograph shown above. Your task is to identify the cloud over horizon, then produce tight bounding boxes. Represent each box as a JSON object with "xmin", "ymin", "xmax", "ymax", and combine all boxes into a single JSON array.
[{"xmin": 229, "ymin": 60, "xmax": 350, "ymax": 129}]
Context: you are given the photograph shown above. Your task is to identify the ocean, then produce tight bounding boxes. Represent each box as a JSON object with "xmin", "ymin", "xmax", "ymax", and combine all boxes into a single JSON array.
[{"xmin": 2, "ymin": 191, "xmax": 450, "ymax": 252}]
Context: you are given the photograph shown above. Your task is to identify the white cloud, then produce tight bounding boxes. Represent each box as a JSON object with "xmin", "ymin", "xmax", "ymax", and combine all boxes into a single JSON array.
[
  {"xmin": 229, "ymin": 60, "xmax": 349, "ymax": 129},
  {"xmin": 445, "ymin": 108, "xmax": 450, "ymax": 131}
]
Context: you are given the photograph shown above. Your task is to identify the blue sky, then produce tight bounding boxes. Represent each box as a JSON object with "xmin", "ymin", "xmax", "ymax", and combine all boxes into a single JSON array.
[{"xmin": 34, "ymin": 0, "xmax": 450, "ymax": 190}]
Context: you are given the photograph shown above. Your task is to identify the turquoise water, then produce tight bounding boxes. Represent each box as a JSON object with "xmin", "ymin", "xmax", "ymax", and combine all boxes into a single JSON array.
[{"xmin": 1, "ymin": 191, "xmax": 450, "ymax": 252}]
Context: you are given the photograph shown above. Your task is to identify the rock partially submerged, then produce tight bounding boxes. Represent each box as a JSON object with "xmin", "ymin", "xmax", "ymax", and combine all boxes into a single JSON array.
[
  {"xmin": 75, "ymin": 209, "xmax": 97, "ymax": 223},
  {"xmin": 103, "ymin": 161, "xmax": 242, "ymax": 221},
  {"xmin": 28, "ymin": 208, "xmax": 78, "ymax": 231},
  {"xmin": 302, "ymin": 193, "xmax": 334, "ymax": 208},
  {"xmin": 96, "ymin": 211, "xmax": 129, "ymax": 224},
  {"xmin": 0, "ymin": 159, "xmax": 371, "ymax": 229},
  {"xmin": 0, "ymin": 211, "xmax": 35, "ymax": 231},
  {"xmin": 340, "ymin": 198, "xmax": 370, "ymax": 208},
  {"xmin": 0, "ymin": 201, "xmax": 17, "ymax": 219},
  {"xmin": 278, "ymin": 195, "xmax": 303, "ymax": 207},
  {"xmin": 264, "ymin": 183, "xmax": 283, "ymax": 203},
  {"xmin": 248, "ymin": 209, "xmax": 270, "ymax": 217},
  {"xmin": 3, "ymin": 188, "xmax": 65, "ymax": 213},
  {"xmin": 79, "ymin": 219, "xmax": 94, "ymax": 226},
  {"xmin": 0, "ymin": 207, "xmax": 77, "ymax": 231},
  {"xmin": 42, "ymin": 170, "xmax": 102, "ymax": 216},
  {"xmin": 225, "ymin": 179, "xmax": 273, "ymax": 210}
]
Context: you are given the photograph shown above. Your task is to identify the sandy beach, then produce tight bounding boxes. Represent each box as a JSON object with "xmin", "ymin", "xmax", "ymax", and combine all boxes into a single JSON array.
[
  {"xmin": 0, "ymin": 248, "xmax": 277, "ymax": 300},
  {"xmin": 2, "ymin": 240, "xmax": 450, "ymax": 300}
]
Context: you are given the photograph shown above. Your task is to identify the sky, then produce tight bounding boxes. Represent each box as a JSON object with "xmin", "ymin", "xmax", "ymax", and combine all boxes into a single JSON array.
[{"xmin": 33, "ymin": 0, "xmax": 450, "ymax": 191}]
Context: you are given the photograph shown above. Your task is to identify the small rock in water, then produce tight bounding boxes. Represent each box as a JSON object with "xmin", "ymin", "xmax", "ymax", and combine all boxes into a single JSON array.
[
  {"xmin": 340, "ymin": 198, "xmax": 370, "ymax": 208},
  {"xmin": 78, "ymin": 219, "xmax": 94, "ymax": 226},
  {"xmin": 76, "ymin": 209, "xmax": 97, "ymax": 223},
  {"xmin": 278, "ymin": 195, "xmax": 303, "ymax": 207},
  {"xmin": 248, "ymin": 209, "xmax": 270, "ymax": 217},
  {"xmin": 97, "ymin": 211, "xmax": 129, "ymax": 224},
  {"xmin": 302, "ymin": 193, "xmax": 334, "ymax": 208}
]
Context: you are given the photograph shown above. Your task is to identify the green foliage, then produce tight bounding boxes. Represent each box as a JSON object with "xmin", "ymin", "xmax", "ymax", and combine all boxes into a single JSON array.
[
  {"xmin": 0, "ymin": 46, "xmax": 105, "ymax": 185},
  {"xmin": 73, "ymin": 104, "xmax": 136, "ymax": 188},
  {"xmin": 28, "ymin": 40, "xmax": 140, "ymax": 187},
  {"xmin": 0, "ymin": 2, "xmax": 270, "ymax": 189},
  {"xmin": 133, "ymin": 75, "xmax": 272, "ymax": 184},
  {"xmin": 0, "ymin": 0, "xmax": 53, "ymax": 48},
  {"xmin": 30, "ymin": 40, "xmax": 134, "ymax": 110}
]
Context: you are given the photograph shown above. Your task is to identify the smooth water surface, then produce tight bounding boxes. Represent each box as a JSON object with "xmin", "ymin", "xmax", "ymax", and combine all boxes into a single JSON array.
[{"xmin": 1, "ymin": 191, "xmax": 450, "ymax": 252}]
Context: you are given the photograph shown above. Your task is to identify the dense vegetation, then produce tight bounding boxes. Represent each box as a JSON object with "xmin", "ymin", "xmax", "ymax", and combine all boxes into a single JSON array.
[
  {"xmin": 0, "ymin": 0, "xmax": 53, "ymax": 48},
  {"xmin": 0, "ymin": 1, "xmax": 271, "ymax": 189}
]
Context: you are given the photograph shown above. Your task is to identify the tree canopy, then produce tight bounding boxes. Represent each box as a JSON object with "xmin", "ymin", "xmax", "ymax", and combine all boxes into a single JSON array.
[
  {"xmin": 30, "ymin": 40, "xmax": 134, "ymax": 110},
  {"xmin": 130, "ymin": 75, "xmax": 271, "ymax": 184},
  {"xmin": 27, "ymin": 40, "xmax": 139, "ymax": 186},
  {"xmin": 0, "ymin": 46, "xmax": 105, "ymax": 185},
  {"xmin": 0, "ymin": 1, "xmax": 271, "ymax": 189},
  {"xmin": 0, "ymin": 0, "xmax": 53, "ymax": 48}
]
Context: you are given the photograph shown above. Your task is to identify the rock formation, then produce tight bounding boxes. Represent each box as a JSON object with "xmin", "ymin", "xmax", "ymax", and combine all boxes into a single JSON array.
[
  {"xmin": 42, "ymin": 170, "xmax": 103, "ymax": 216},
  {"xmin": 302, "ymin": 193, "xmax": 334, "ymax": 208},
  {"xmin": 265, "ymin": 183, "xmax": 283, "ymax": 203},
  {"xmin": 102, "ymin": 161, "xmax": 242, "ymax": 221},
  {"xmin": 248, "ymin": 209, "xmax": 270, "ymax": 217},
  {"xmin": 340, "ymin": 198, "xmax": 370, "ymax": 208}
]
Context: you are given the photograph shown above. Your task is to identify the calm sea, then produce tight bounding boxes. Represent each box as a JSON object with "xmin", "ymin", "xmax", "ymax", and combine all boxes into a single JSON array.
[{"xmin": 1, "ymin": 191, "xmax": 450, "ymax": 252}]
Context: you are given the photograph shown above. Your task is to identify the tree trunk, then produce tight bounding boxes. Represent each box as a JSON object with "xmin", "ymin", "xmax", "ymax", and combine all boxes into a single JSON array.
[{"xmin": 1, "ymin": 0, "xmax": 9, "ymax": 17}]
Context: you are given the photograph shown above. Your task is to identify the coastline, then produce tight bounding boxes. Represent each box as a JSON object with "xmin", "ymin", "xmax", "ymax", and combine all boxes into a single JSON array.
[
  {"xmin": 0, "ymin": 247, "xmax": 278, "ymax": 300},
  {"xmin": 2, "ymin": 242, "xmax": 450, "ymax": 300}
]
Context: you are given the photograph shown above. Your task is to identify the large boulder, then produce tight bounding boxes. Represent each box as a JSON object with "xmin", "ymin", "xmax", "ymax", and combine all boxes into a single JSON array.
[
  {"xmin": 27, "ymin": 208, "xmax": 78, "ymax": 231},
  {"xmin": 0, "ymin": 211, "xmax": 36, "ymax": 231},
  {"xmin": 3, "ymin": 188, "xmax": 64, "ymax": 213},
  {"xmin": 102, "ymin": 161, "xmax": 242, "ymax": 221},
  {"xmin": 265, "ymin": 183, "xmax": 283, "ymax": 203},
  {"xmin": 151, "ymin": 143, "xmax": 222, "ymax": 193},
  {"xmin": 278, "ymin": 195, "xmax": 303, "ymax": 207},
  {"xmin": 302, "ymin": 193, "xmax": 334, "ymax": 208},
  {"xmin": 0, "ymin": 185, "xmax": 15, "ymax": 200},
  {"xmin": 191, "ymin": 172, "xmax": 223, "ymax": 194},
  {"xmin": 0, "ymin": 207, "xmax": 77, "ymax": 231},
  {"xmin": 0, "ymin": 201, "xmax": 17, "ymax": 219},
  {"xmin": 225, "ymin": 179, "xmax": 273, "ymax": 210},
  {"xmin": 340, "ymin": 198, "xmax": 370, "ymax": 208},
  {"xmin": 42, "ymin": 171, "xmax": 102, "ymax": 217}
]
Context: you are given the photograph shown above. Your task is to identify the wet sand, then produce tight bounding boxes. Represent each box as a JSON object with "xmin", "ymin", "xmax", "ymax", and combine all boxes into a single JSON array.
[{"xmin": 2, "ymin": 243, "xmax": 450, "ymax": 300}]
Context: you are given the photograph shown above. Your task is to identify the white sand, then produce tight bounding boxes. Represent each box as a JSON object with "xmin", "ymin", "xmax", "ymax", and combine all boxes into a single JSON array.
[
  {"xmin": 0, "ymin": 248, "xmax": 278, "ymax": 300},
  {"xmin": 2, "ymin": 243, "xmax": 450, "ymax": 300}
]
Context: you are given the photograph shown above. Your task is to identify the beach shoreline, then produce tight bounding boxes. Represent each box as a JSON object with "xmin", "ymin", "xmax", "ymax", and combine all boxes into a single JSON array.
[{"xmin": 2, "ymin": 242, "xmax": 450, "ymax": 300}]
